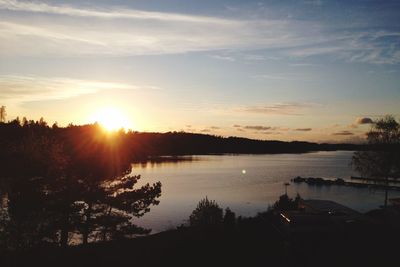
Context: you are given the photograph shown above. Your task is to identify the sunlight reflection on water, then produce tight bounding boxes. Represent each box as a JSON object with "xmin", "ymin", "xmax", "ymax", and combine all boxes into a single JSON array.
[{"xmin": 130, "ymin": 151, "xmax": 400, "ymax": 233}]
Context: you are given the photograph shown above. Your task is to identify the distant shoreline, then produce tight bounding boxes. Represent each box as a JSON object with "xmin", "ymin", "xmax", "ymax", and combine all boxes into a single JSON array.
[
  {"xmin": 125, "ymin": 131, "xmax": 367, "ymax": 160},
  {"xmin": 132, "ymin": 150, "xmax": 355, "ymax": 164},
  {"xmin": 0, "ymin": 120, "xmax": 386, "ymax": 162}
]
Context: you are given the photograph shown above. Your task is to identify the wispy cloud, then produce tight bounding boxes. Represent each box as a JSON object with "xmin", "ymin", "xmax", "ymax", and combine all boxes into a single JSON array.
[
  {"xmin": 0, "ymin": 75, "xmax": 146, "ymax": 102},
  {"xmin": 0, "ymin": 17, "xmax": 304, "ymax": 56},
  {"xmin": 0, "ymin": 1, "xmax": 312, "ymax": 56},
  {"xmin": 238, "ymin": 102, "xmax": 314, "ymax": 115},
  {"xmin": 0, "ymin": 0, "xmax": 398, "ymax": 64},
  {"xmin": 287, "ymin": 45, "xmax": 345, "ymax": 58},
  {"xmin": 294, "ymin": 128, "xmax": 312, "ymax": 131},
  {"xmin": 233, "ymin": 125, "xmax": 291, "ymax": 132},
  {"xmin": 242, "ymin": 54, "xmax": 271, "ymax": 61},
  {"xmin": 209, "ymin": 55, "xmax": 235, "ymax": 62},
  {"xmin": 288, "ymin": 63, "xmax": 318, "ymax": 67},
  {"xmin": 243, "ymin": 125, "xmax": 274, "ymax": 131},
  {"xmin": 0, "ymin": 0, "xmax": 233, "ymax": 24},
  {"xmin": 262, "ymin": 131, "xmax": 282, "ymax": 135},
  {"xmin": 288, "ymin": 31, "xmax": 400, "ymax": 64},
  {"xmin": 332, "ymin": 130, "xmax": 354, "ymax": 136}
]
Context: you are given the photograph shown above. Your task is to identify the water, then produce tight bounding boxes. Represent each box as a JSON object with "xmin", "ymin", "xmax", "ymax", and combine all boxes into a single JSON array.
[{"xmin": 131, "ymin": 151, "xmax": 400, "ymax": 233}]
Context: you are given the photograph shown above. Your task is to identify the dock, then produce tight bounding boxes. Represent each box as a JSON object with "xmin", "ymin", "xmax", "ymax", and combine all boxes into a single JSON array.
[
  {"xmin": 351, "ymin": 176, "xmax": 400, "ymax": 184},
  {"xmin": 291, "ymin": 176, "xmax": 400, "ymax": 191}
]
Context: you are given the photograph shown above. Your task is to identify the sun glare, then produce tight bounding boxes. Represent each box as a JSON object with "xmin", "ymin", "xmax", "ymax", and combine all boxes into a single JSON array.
[{"xmin": 90, "ymin": 107, "xmax": 131, "ymax": 131}]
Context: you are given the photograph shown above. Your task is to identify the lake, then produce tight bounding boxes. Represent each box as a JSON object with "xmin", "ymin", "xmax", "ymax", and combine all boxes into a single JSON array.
[{"xmin": 131, "ymin": 151, "xmax": 400, "ymax": 233}]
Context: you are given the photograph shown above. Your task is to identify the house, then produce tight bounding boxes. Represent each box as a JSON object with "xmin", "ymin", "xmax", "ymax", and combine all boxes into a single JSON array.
[{"xmin": 279, "ymin": 199, "xmax": 362, "ymax": 234}]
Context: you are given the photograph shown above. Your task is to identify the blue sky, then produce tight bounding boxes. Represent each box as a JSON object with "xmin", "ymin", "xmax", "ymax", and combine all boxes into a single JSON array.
[{"xmin": 0, "ymin": 0, "xmax": 399, "ymax": 142}]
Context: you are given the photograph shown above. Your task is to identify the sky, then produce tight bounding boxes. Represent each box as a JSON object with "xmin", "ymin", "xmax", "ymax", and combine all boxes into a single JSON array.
[{"xmin": 0, "ymin": 0, "xmax": 399, "ymax": 143}]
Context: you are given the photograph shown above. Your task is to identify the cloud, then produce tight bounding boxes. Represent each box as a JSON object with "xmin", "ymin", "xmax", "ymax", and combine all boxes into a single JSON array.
[
  {"xmin": 0, "ymin": 18, "xmax": 294, "ymax": 56},
  {"xmin": 199, "ymin": 126, "xmax": 220, "ymax": 132},
  {"xmin": 263, "ymin": 131, "xmax": 281, "ymax": 135},
  {"xmin": 332, "ymin": 130, "xmax": 354, "ymax": 136},
  {"xmin": 234, "ymin": 125, "xmax": 288, "ymax": 132},
  {"xmin": 288, "ymin": 31, "xmax": 400, "ymax": 65},
  {"xmin": 239, "ymin": 103, "xmax": 313, "ymax": 115},
  {"xmin": 294, "ymin": 128, "xmax": 312, "ymax": 131},
  {"xmin": 0, "ymin": 1, "xmax": 398, "ymax": 64},
  {"xmin": 279, "ymin": 127, "xmax": 291, "ymax": 131},
  {"xmin": 244, "ymin": 125, "xmax": 272, "ymax": 131},
  {"xmin": 242, "ymin": 54, "xmax": 268, "ymax": 61},
  {"xmin": 355, "ymin": 117, "xmax": 373, "ymax": 124},
  {"xmin": 0, "ymin": 0, "xmax": 233, "ymax": 24},
  {"xmin": 287, "ymin": 45, "xmax": 345, "ymax": 58},
  {"xmin": 210, "ymin": 55, "xmax": 235, "ymax": 62},
  {"xmin": 234, "ymin": 124, "xmax": 293, "ymax": 133},
  {"xmin": 0, "ymin": 1, "xmax": 314, "ymax": 57},
  {"xmin": 348, "ymin": 117, "xmax": 373, "ymax": 128},
  {"xmin": 288, "ymin": 63, "xmax": 318, "ymax": 67},
  {"xmin": 0, "ymin": 74, "xmax": 145, "ymax": 102}
]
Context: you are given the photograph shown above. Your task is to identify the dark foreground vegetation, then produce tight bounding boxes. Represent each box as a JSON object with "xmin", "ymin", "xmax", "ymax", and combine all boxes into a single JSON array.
[{"xmin": 1, "ymin": 195, "xmax": 399, "ymax": 267}]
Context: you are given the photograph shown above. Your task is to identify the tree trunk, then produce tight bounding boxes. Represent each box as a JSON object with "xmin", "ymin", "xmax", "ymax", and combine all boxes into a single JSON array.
[
  {"xmin": 384, "ymin": 189, "xmax": 388, "ymax": 208},
  {"xmin": 384, "ymin": 176, "xmax": 389, "ymax": 208},
  {"xmin": 60, "ymin": 212, "xmax": 69, "ymax": 247},
  {"xmin": 383, "ymin": 176, "xmax": 389, "ymax": 209},
  {"xmin": 60, "ymin": 228, "xmax": 68, "ymax": 247},
  {"xmin": 101, "ymin": 206, "xmax": 112, "ymax": 242},
  {"xmin": 82, "ymin": 203, "xmax": 92, "ymax": 245}
]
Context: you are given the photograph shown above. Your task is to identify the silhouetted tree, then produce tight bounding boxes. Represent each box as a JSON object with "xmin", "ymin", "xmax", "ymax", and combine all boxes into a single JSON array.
[
  {"xmin": 189, "ymin": 197, "xmax": 223, "ymax": 227},
  {"xmin": 223, "ymin": 207, "xmax": 236, "ymax": 229},
  {"xmin": 77, "ymin": 175, "xmax": 161, "ymax": 243},
  {"xmin": 0, "ymin": 131, "xmax": 64, "ymax": 249},
  {"xmin": 352, "ymin": 115, "xmax": 400, "ymax": 207},
  {"xmin": 0, "ymin": 106, "xmax": 6, "ymax": 122},
  {"xmin": 272, "ymin": 194, "xmax": 301, "ymax": 211},
  {"xmin": 0, "ymin": 118, "xmax": 162, "ymax": 249}
]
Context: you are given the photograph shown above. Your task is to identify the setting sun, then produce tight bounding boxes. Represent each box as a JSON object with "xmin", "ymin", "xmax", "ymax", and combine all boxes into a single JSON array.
[{"xmin": 90, "ymin": 107, "xmax": 131, "ymax": 131}]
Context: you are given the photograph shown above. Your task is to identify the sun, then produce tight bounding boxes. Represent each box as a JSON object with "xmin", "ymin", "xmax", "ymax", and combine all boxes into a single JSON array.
[{"xmin": 90, "ymin": 107, "xmax": 131, "ymax": 131}]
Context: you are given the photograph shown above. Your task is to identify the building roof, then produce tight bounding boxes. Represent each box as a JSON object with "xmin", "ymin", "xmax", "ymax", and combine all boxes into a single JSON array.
[
  {"xmin": 280, "ymin": 199, "xmax": 362, "ymax": 230},
  {"xmin": 299, "ymin": 199, "xmax": 360, "ymax": 217}
]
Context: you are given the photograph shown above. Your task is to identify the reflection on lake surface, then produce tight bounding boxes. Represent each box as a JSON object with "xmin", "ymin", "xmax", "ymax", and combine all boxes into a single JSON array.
[{"xmin": 132, "ymin": 151, "xmax": 400, "ymax": 233}]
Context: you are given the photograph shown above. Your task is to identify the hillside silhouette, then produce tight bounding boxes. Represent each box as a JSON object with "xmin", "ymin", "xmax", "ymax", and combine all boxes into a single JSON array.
[{"xmin": 0, "ymin": 118, "xmax": 365, "ymax": 161}]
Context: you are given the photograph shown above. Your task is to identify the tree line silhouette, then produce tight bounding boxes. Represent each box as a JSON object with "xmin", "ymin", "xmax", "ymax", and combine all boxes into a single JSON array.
[
  {"xmin": 127, "ymin": 132, "xmax": 364, "ymax": 156},
  {"xmin": 1, "ymin": 117, "xmax": 367, "ymax": 161},
  {"xmin": 0, "ymin": 118, "xmax": 161, "ymax": 249}
]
